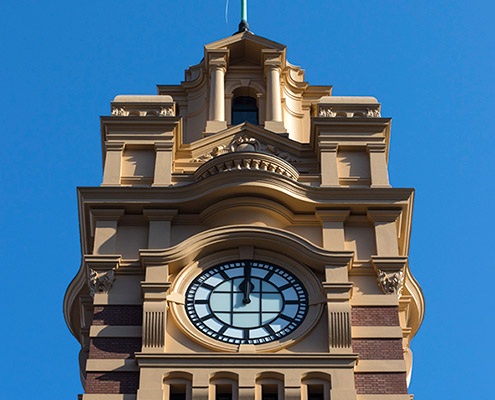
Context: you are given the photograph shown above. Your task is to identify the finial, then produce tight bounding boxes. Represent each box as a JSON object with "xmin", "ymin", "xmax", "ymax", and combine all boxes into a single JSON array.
[{"xmin": 238, "ymin": 0, "xmax": 249, "ymax": 32}]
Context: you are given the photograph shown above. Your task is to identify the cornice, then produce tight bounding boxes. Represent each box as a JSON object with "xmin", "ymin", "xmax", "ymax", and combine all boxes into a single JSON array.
[
  {"xmin": 139, "ymin": 225, "xmax": 354, "ymax": 271},
  {"xmin": 135, "ymin": 352, "xmax": 358, "ymax": 368}
]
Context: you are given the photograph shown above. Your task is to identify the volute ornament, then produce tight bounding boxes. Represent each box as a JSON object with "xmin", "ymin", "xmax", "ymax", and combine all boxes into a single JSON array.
[
  {"xmin": 88, "ymin": 269, "xmax": 115, "ymax": 297},
  {"xmin": 367, "ymin": 108, "xmax": 381, "ymax": 118},
  {"xmin": 319, "ymin": 107, "xmax": 336, "ymax": 118}
]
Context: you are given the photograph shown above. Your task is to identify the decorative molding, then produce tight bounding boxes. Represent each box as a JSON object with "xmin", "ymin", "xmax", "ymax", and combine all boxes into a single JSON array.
[
  {"xmin": 111, "ymin": 107, "xmax": 128, "ymax": 116},
  {"xmin": 194, "ymin": 151, "xmax": 300, "ymax": 181},
  {"xmin": 317, "ymin": 104, "xmax": 381, "ymax": 119},
  {"xmin": 143, "ymin": 311, "xmax": 165, "ymax": 349},
  {"xmin": 159, "ymin": 106, "xmax": 175, "ymax": 117},
  {"xmin": 319, "ymin": 107, "xmax": 336, "ymax": 118},
  {"xmin": 192, "ymin": 135, "xmax": 298, "ymax": 163},
  {"xmin": 88, "ymin": 269, "xmax": 115, "ymax": 297},
  {"xmin": 329, "ymin": 311, "xmax": 352, "ymax": 348}
]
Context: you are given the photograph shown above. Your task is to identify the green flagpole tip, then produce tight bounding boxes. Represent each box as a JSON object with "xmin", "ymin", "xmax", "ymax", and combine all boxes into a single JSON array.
[{"xmin": 238, "ymin": 0, "xmax": 250, "ymax": 32}]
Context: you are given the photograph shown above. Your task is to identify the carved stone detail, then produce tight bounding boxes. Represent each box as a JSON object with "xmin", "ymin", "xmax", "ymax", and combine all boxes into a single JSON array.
[
  {"xmin": 367, "ymin": 108, "xmax": 381, "ymax": 118},
  {"xmin": 88, "ymin": 269, "xmax": 115, "ymax": 297},
  {"xmin": 377, "ymin": 269, "xmax": 404, "ymax": 296},
  {"xmin": 111, "ymin": 107, "xmax": 128, "ymax": 117},
  {"xmin": 193, "ymin": 135, "xmax": 298, "ymax": 164},
  {"xmin": 319, "ymin": 107, "xmax": 336, "ymax": 117},
  {"xmin": 194, "ymin": 151, "xmax": 300, "ymax": 181},
  {"xmin": 159, "ymin": 106, "xmax": 175, "ymax": 117}
]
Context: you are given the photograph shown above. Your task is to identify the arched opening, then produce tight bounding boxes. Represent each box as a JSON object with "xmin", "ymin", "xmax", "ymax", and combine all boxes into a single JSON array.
[{"xmin": 232, "ymin": 87, "xmax": 259, "ymax": 126}]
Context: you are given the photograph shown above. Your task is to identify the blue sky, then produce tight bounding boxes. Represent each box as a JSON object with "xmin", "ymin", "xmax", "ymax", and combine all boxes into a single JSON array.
[{"xmin": 0, "ymin": 1, "xmax": 494, "ymax": 398}]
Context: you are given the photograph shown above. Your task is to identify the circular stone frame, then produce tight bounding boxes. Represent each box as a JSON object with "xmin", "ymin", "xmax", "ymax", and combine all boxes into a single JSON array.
[{"xmin": 169, "ymin": 250, "xmax": 324, "ymax": 352}]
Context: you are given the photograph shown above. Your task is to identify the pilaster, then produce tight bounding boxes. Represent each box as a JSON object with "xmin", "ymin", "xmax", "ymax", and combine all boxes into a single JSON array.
[
  {"xmin": 205, "ymin": 49, "xmax": 229, "ymax": 134},
  {"xmin": 367, "ymin": 209, "xmax": 402, "ymax": 256},
  {"xmin": 90, "ymin": 209, "xmax": 125, "ymax": 255},
  {"xmin": 367, "ymin": 143, "xmax": 391, "ymax": 188},
  {"xmin": 102, "ymin": 142, "xmax": 125, "ymax": 186},
  {"xmin": 143, "ymin": 209, "xmax": 178, "ymax": 250},
  {"xmin": 319, "ymin": 142, "xmax": 340, "ymax": 187},
  {"xmin": 316, "ymin": 209, "xmax": 350, "ymax": 251},
  {"xmin": 152, "ymin": 140, "xmax": 175, "ymax": 187}
]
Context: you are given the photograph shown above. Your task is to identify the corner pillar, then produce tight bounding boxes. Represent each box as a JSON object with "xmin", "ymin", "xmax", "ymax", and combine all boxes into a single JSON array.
[
  {"xmin": 102, "ymin": 142, "xmax": 125, "ymax": 186},
  {"xmin": 367, "ymin": 143, "xmax": 391, "ymax": 187}
]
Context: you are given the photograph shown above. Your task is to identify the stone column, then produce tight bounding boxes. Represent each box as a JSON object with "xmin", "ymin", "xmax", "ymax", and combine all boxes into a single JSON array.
[
  {"xmin": 367, "ymin": 209, "xmax": 402, "ymax": 256},
  {"xmin": 319, "ymin": 142, "xmax": 340, "ymax": 187},
  {"xmin": 102, "ymin": 142, "xmax": 125, "ymax": 186},
  {"xmin": 263, "ymin": 50, "xmax": 286, "ymax": 133},
  {"xmin": 316, "ymin": 209, "xmax": 350, "ymax": 250},
  {"xmin": 90, "ymin": 209, "xmax": 124, "ymax": 255},
  {"xmin": 153, "ymin": 140, "xmax": 174, "ymax": 187},
  {"xmin": 367, "ymin": 143, "xmax": 391, "ymax": 188},
  {"xmin": 205, "ymin": 50, "xmax": 229, "ymax": 134}
]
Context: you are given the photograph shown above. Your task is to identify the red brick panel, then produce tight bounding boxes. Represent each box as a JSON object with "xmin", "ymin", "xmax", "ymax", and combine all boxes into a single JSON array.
[
  {"xmin": 354, "ymin": 373, "xmax": 408, "ymax": 394},
  {"xmin": 86, "ymin": 372, "xmax": 139, "ymax": 394},
  {"xmin": 352, "ymin": 339, "xmax": 404, "ymax": 360},
  {"xmin": 89, "ymin": 338, "xmax": 142, "ymax": 359},
  {"xmin": 93, "ymin": 306, "xmax": 143, "ymax": 326},
  {"xmin": 351, "ymin": 307, "xmax": 400, "ymax": 326}
]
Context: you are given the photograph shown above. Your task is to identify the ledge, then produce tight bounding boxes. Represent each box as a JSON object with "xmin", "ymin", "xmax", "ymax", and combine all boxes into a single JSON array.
[
  {"xmin": 86, "ymin": 359, "xmax": 138, "ymax": 372},
  {"xmin": 355, "ymin": 360, "xmax": 407, "ymax": 373},
  {"xmin": 356, "ymin": 396, "xmax": 410, "ymax": 400},
  {"xmin": 135, "ymin": 353, "xmax": 358, "ymax": 368},
  {"xmin": 352, "ymin": 326, "xmax": 403, "ymax": 339},
  {"xmin": 82, "ymin": 396, "xmax": 137, "ymax": 400},
  {"xmin": 89, "ymin": 326, "xmax": 142, "ymax": 338}
]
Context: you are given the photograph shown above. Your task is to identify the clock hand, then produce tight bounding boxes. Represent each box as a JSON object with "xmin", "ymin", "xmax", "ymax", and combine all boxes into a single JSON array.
[{"xmin": 240, "ymin": 262, "xmax": 252, "ymax": 304}]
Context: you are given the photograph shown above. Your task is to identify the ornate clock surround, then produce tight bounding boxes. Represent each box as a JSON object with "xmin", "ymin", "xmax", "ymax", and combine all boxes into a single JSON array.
[{"xmin": 169, "ymin": 248, "xmax": 325, "ymax": 353}]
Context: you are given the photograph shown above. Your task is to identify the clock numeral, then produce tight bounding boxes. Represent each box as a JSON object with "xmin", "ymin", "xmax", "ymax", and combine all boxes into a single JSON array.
[
  {"xmin": 279, "ymin": 283, "xmax": 292, "ymax": 291},
  {"xmin": 200, "ymin": 314, "xmax": 214, "ymax": 322},
  {"xmin": 218, "ymin": 326, "xmax": 228, "ymax": 335},
  {"xmin": 264, "ymin": 325, "xmax": 276, "ymax": 336},
  {"xmin": 195, "ymin": 299, "xmax": 209, "ymax": 305},
  {"xmin": 219, "ymin": 270, "xmax": 229, "ymax": 280},
  {"xmin": 285, "ymin": 300, "xmax": 299, "ymax": 305},
  {"xmin": 264, "ymin": 270, "xmax": 275, "ymax": 281},
  {"xmin": 279, "ymin": 314, "xmax": 294, "ymax": 322},
  {"xmin": 201, "ymin": 283, "xmax": 215, "ymax": 290}
]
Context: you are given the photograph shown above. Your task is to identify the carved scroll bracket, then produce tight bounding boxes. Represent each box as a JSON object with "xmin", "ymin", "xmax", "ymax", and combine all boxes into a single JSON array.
[
  {"xmin": 371, "ymin": 256, "xmax": 408, "ymax": 297},
  {"xmin": 83, "ymin": 255, "xmax": 122, "ymax": 298}
]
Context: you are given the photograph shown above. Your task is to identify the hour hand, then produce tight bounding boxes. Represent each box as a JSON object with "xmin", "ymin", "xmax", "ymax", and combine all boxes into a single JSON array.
[{"xmin": 239, "ymin": 264, "xmax": 253, "ymax": 304}]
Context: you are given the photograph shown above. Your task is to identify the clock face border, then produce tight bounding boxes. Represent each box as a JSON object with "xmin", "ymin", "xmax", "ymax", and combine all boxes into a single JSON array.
[
  {"xmin": 185, "ymin": 261, "xmax": 309, "ymax": 345},
  {"xmin": 169, "ymin": 251, "xmax": 325, "ymax": 352}
]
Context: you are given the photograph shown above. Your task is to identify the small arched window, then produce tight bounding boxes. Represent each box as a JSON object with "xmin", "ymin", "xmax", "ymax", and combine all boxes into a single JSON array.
[{"xmin": 232, "ymin": 96, "xmax": 259, "ymax": 125}]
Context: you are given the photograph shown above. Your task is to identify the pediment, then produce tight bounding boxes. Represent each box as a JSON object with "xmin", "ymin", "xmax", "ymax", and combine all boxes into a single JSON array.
[
  {"xmin": 205, "ymin": 32, "xmax": 286, "ymax": 67},
  {"xmin": 176, "ymin": 123, "xmax": 317, "ymax": 174}
]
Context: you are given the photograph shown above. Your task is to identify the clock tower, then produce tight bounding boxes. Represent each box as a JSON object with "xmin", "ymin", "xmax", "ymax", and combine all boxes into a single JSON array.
[{"xmin": 64, "ymin": 28, "xmax": 424, "ymax": 400}]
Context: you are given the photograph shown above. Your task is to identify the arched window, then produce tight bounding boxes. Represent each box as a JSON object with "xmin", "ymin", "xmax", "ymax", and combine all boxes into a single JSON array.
[{"xmin": 232, "ymin": 96, "xmax": 259, "ymax": 125}]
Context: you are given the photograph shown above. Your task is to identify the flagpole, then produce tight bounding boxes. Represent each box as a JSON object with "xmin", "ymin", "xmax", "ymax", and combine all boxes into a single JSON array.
[{"xmin": 238, "ymin": 0, "xmax": 250, "ymax": 32}]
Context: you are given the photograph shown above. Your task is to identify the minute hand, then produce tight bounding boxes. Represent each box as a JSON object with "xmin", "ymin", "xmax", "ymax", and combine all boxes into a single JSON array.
[{"xmin": 240, "ymin": 264, "xmax": 252, "ymax": 304}]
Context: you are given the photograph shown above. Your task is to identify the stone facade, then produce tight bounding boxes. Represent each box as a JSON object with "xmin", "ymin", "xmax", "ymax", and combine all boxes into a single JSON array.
[{"xmin": 64, "ymin": 31, "xmax": 424, "ymax": 400}]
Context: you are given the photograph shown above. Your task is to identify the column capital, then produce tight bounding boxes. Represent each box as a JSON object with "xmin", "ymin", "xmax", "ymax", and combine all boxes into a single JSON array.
[
  {"xmin": 371, "ymin": 256, "xmax": 408, "ymax": 296},
  {"xmin": 154, "ymin": 140, "xmax": 174, "ymax": 151},
  {"xmin": 316, "ymin": 209, "xmax": 350, "ymax": 223},
  {"xmin": 318, "ymin": 141, "xmax": 339, "ymax": 152},
  {"xmin": 207, "ymin": 49, "xmax": 229, "ymax": 70},
  {"xmin": 262, "ymin": 49, "xmax": 284, "ymax": 67},
  {"xmin": 104, "ymin": 141, "xmax": 125, "ymax": 151},
  {"xmin": 366, "ymin": 143, "xmax": 387, "ymax": 153},
  {"xmin": 367, "ymin": 209, "xmax": 402, "ymax": 223},
  {"xmin": 143, "ymin": 209, "xmax": 178, "ymax": 222}
]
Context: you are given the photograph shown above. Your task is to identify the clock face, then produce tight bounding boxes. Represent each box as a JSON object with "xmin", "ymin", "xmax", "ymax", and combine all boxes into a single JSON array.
[{"xmin": 185, "ymin": 261, "xmax": 308, "ymax": 345}]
